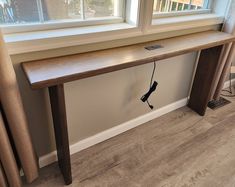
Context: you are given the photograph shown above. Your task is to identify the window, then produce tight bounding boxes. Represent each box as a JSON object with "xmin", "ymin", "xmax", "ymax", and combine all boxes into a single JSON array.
[
  {"xmin": 0, "ymin": 0, "xmax": 124, "ymax": 31},
  {"xmin": 153, "ymin": 0, "xmax": 211, "ymax": 16},
  {"xmin": 3, "ymin": 0, "xmax": 225, "ymax": 55}
]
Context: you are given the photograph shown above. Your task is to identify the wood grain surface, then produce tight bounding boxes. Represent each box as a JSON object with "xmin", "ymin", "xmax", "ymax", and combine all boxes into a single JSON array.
[
  {"xmin": 188, "ymin": 46, "xmax": 224, "ymax": 116},
  {"xmin": 48, "ymin": 85, "xmax": 72, "ymax": 185},
  {"xmin": 22, "ymin": 31, "xmax": 235, "ymax": 89}
]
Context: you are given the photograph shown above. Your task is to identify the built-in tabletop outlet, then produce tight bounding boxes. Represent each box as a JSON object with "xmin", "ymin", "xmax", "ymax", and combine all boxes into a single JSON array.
[{"xmin": 145, "ymin": 44, "xmax": 163, "ymax": 51}]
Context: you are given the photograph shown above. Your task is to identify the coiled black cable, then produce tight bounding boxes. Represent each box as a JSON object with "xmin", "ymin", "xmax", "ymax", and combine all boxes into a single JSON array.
[{"xmin": 141, "ymin": 61, "xmax": 158, "ymax": 109}]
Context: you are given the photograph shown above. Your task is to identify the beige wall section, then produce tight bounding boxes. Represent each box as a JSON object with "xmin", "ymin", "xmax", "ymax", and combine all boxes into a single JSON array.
[
  {"xmin": 11, "ymin": 25, "xmax": 218, "ymax": 157},
  {"xmin": 65, "ymin": 53, "xmax": 196, "ymax": 145}
]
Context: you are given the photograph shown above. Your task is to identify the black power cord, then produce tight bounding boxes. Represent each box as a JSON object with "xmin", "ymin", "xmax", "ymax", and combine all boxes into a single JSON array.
[{"xmin": 141, "ymin": 62, "xmax": 158, "ymax": 109}]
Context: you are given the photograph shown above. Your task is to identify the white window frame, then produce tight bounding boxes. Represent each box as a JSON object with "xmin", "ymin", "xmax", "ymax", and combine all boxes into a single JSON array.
[
  {"xmin": 145, "ymin": 0, "xmax": 224, "ymax": 36},
  {"xmin": 152, "ymin": 0, "xmax": 212, "ymax": 18},
  {"xmin": 1, "ymin": 0, "xmax": 126, "ymax": 34},
  {"xmin": 3, "ymin": 0, "xmax": 228, "ymax": 55}
]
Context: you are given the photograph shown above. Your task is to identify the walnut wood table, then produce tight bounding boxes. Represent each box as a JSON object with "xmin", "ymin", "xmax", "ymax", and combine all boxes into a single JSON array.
[{"xmin": 22, "ymin": 31, "xmax": 235, "ymax": 185}]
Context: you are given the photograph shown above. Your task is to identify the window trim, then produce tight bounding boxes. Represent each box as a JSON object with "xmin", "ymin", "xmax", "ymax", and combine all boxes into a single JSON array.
[
  {"xmin": 1, "ymin": 0, "xmax": 126, "ymax": 34},
  {"xmin": 3, "ymin": 0, "xmax": 227, "ymax": 55},
  {"xmin": 149, "ymin": 0, "xmax": 217, "ymax": 35},
  {"xmin": 2, "ymin": 17, "xmax": 124, "ymax": 34},
  {"xmin": 153, "ymin": 9, "xmax": 211, "ymax": 18},
  {"xmin": 5, "ymin": 23, "xmax": 142, "ymax": 55},
  {"xmin": 149, "ymin": 13, "xmax": 224, "ymax": 34}
]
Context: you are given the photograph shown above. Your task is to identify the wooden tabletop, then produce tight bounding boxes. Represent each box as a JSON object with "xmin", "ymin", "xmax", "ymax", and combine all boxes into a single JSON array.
[{"xmin": 22, "ymin": 31, "xmax": 235, "ymax": 89}]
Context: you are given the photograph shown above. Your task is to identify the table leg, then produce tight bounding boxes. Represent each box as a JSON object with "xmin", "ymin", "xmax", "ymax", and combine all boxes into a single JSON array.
[
  {"xmin": 48, "ymin": 84, "xmax": 72, "ymax": 185},
  {"xmin": 188, "ymin": 45, "xmax": 223, "ymax": 116}
]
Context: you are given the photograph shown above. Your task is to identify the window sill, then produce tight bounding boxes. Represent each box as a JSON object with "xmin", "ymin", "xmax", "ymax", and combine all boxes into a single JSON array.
[
  {"xmin": 5, "ymin": 14, "xmax": 224, "ymax": 55},
  {"xmin": 148, "ymin": 13, "xmax": 224, "ymax": 34},
  {"xmin": 5, "ymin": 23, "xmax": 141, "ymax": 55}
]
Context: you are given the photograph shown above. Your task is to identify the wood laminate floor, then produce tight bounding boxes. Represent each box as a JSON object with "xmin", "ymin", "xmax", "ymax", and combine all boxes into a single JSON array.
[{"xmin": 24, "ymin": 97, "xmax": 235, "ymax": 187}]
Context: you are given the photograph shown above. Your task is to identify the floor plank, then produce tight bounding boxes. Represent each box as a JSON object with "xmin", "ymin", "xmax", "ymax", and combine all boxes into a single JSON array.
[{"xmin": 23, "ymin": 97, "xmax": 235, "ymax": 187}]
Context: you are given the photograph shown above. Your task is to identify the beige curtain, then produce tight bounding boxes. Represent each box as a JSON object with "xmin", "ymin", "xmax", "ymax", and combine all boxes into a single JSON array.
[
  {"xmin": 212, "ymin": 1, "xmax": 235, "ymax": 100},
  {"xmin": 0, "ymin": 161, "xmax": 8, "ymax": 187},
  {"xmin": 0, "ymin": 108, "xmax": 21, "ymax": 187},
  {"xmin": 0, "ymin": 30, "xmax": 38, "ymax": 186}
]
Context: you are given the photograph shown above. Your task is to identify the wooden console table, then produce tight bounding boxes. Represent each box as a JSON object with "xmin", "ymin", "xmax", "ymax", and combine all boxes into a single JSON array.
[{"xmin": 22, "ymin": 31, "xmax": 235, "ymax": 185}]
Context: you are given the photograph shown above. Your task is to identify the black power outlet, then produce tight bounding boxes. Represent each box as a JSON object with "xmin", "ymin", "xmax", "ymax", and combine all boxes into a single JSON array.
[{"xmin": 145, "ymin": 44, "xmax": 163, "ymax": 51}]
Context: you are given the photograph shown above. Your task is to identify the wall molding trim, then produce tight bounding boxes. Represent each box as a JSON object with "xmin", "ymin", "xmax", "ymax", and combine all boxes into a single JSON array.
[
  {"xmin": 223, "ymin": 78, "xmax": 235, "ymax": 89},
  {"xmin": 39, "ymin": 97, "xmax": 188, "ymax": 168}
]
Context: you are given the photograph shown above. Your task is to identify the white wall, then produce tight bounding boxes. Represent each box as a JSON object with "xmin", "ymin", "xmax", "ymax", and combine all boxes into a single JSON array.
[{"xmin": 212, "ymin": 0, "xmax": 231, "ymax": 16}]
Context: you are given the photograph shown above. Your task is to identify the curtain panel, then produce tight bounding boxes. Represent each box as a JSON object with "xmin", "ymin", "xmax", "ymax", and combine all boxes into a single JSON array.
[
  {"xmin": 0, "ymin": 161, "xmax": 8, "ymax": 187},
  {"xmin": 0, "ymin": 107, "xmax": 21, "ymax": 187},
  {"xmin": 0, "ymin": 30, "xmax": 39, "ymax": 186}
]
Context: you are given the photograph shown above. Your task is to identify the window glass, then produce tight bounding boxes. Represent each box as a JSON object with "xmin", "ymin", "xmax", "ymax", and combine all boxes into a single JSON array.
[
  {"xmin": 0, "ymin": 0, "xmax": 40, "ymax": 24},
  {"xmin": 84, "ymin": 0, "xmax": 116, "ymax": 18},
  {"xmin": 42, "ymin": 0, "xmax": 82, "ymax": 22},
  {"xmin": 153, "ymin": 0, "xmax": 208, "ymax": 13},
  {"xmin": 0, "ymin": 0, "xmax": 122, "ymax": 25}
]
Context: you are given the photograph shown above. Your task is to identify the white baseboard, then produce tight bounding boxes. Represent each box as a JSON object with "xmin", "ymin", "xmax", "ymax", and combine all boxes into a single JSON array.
[
  {"xmin": 38, "ymin": 79, "xmax": 235, "ymax": 168},
  {"xmin": 39, "ymin": 151, "xmax": 58, "ymax": 168},
  {"xmin": 39, "ymin": 97, "xmax": 188, "ymax": 168},
  {"xmin": 223, "ymin": 78, "xmax": 235, "ymax": 89}
]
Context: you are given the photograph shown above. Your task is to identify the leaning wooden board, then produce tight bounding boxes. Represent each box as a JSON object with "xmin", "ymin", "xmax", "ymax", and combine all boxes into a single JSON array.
[{"xmin": 22, "ymin": 31, "xmax": 235, "ymax": 89}]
